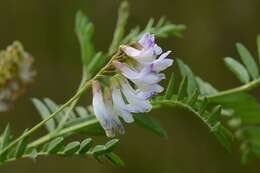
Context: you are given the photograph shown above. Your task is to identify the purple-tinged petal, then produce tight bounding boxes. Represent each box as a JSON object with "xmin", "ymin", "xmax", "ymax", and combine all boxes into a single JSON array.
[
  {"xmin": 152, "ymin": 51, "xmax": 173, "ymax": 72},
  {"xmin": 92, "ymin": 81, "xmax": 124, "ymax": 137},
  {"xmin": 120, "ymin": 79, "xmax": 152, "ymax": 112},
  {"xmin": 112, "ymin": 86, "xmax": 134, "ymax": 123},
  {"xmin": 121, "ymin": 45, "xmax": 156, "ymax": 62},
  {"xmin": 121, "ymin": 45, "xmax": 142, "ymax": 57},
  {"xmin": 138, "ymin": 32, "xmax": 155, "ymax": 49},
  {"xmin": 137, "ymin": 84, "xmax": 164, "ymax": 99}
]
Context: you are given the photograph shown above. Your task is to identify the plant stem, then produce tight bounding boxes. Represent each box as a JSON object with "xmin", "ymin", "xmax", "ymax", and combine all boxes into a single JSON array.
[
  {"xmin": 5, "ymin": 150, "xmax": 93, "ymax": 164},
  {"xmin": 152, "ymin": 99, "xmax": 214, "ymax": 130},
  {"xmin": 0, "ymin": 81, "xmax": 90, "ymax": 156},
  {"xmin": 28, "ymin": 98, "xmax": 200, "ymax": 150},
  {"xmin": 56, "ymin": 74, "xmax": 86, "ymax": 130},
  {"xmin": 207, "ymin": 78, "xmax": 260, "ymax": 100},
  {"xmin": 108, "ymin": 0, "xmax": 129, "ymax": 55},
  {"xmin": 28, "ymin": 119, "xmax": 98, "ymax": 149},
  {"xmin": 0, "ymin": 51, "xmax": 121, "ymax": 156}
]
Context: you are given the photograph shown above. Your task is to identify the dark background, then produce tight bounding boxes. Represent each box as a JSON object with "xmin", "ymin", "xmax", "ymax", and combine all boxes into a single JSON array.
[{"xmin": 0, "ymin": 0, "xmax": 260, "ymax": 172}]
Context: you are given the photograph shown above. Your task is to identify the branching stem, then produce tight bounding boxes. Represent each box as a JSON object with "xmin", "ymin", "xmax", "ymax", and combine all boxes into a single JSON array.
[
  {"xmin": 0, "ymin": 50, "xmax": 121, "ymax": 156},
  {"xmin": 26, "ymin": 77, "xmax": 260, "ymax": 152}
]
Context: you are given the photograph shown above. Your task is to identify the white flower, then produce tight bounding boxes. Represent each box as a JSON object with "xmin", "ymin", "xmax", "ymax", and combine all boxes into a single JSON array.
[
  {"xmin": 113, "ymin": 61, "xmax": 165, "ymax": 85},
  {"xmin": 111, "ymin": 83, "xmax": 134, "ymax": 123},
  {"xmin": 136, "ymin": 83, "xmax": 164, "ymax": 99},
  {"xmin": 143, "ymin": 51, "xmax": 173, "ymax": 72},
  {"xmin": 119, "ymin": 79, "xmax": 152, "ymax": 112},
  {"xmin": 92, "ymin": 81, "xmax": 124, "ymax": 137},
  {"xmin": 113, "ymin": 60, "xmax": 165, "ymax": 99},
  {"xmin": 91, "ymin": 32, "xmax": 173, "ymax": 137},
  {"xmin": 138, "ymin": 32, "xmax": 162, "ymax": 54},
  {"xmin": 120, "ymin": 32, "xmax": 162, "ymax": 62}
]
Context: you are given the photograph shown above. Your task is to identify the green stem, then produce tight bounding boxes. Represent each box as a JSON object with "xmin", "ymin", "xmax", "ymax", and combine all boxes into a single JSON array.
[
  {"xmin": 0, "ymin": 81, "xmax": 89, "ymax": 156},
  {"xmin": 28, "ymin": 119, "xmax": 98, "ymax": 149},
  {"xmin": 152, "ymin": 99, "xmax": 213, "ymax": 130},
  {"xmin": 5, "ymin": 150, "xmax": 93, "ymax": 164},
  {"xmin": 207, "ymin": 78, "xmax": 260, "ymax": 100},
  {"xmin": 28, "ymin": 97, "xmax": 208, "ymax": 150},
  {"xmin": 56, "ymin": 75, "xmax": 86, "ymax": 130},
  {"xmin": 56, "ymin": 98, "xmax": 80, "ymax": 129},
  {"xmin": 0, "ymin": 51, "xmax": 121, "ymax": 156},
  {"xmin": 108, "ymin": 1, "xmax": 129, "ymax": 55}
]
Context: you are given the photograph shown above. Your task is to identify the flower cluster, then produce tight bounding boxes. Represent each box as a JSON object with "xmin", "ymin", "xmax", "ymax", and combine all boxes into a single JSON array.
[
  {"xmin": 0, "ymin": 41, "xmax": 35, "ymax": 112},
  {"xmin": 92, "ymin": 33, "xmax": 173, "ymax": 137}
]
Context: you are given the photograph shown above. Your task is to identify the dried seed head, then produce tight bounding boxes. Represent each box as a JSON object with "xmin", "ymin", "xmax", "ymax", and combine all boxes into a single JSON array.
[{"xmin": 0, "ymin": 41, "xmax": 36, "ymax": 112}]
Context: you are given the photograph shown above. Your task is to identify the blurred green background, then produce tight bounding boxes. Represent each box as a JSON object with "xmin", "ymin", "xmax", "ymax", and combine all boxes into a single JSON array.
[{"xmin": 0, "ymin": 0, "xmax": 260, "ymax": 172}]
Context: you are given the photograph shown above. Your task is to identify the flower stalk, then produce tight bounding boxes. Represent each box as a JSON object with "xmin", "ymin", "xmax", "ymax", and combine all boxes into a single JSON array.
[{"xmin": 0, "ymin": 50, "xmax": 122, "ymax": 156}]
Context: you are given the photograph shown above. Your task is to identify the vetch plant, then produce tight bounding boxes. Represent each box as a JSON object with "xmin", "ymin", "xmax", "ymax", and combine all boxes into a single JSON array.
[
  {"xmin": 92, "ymin": 32, "xmax": 173, "ymax": 137},
  {"xmin": 0, "ymin": 0, "xmax": 260, "ymax": 168}
]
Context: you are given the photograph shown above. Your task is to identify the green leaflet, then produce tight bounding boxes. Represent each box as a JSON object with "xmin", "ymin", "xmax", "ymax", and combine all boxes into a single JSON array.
[
  {"xmin": 224, "ymin": 57, "xmax": 250, "ymax": 83},
  {"xmin": 78, "ymin": 138, "xmax": 92, "ymax": 154},
  {"xmin": 196, "ymin": 77, "xmax": 218, "ymax": 96},
  {"xmin": 75, "ymin": 106, "xmax": 90, "ymax": 118},
  {"xmin": 91, "ymin": 141, "xmax": 123, "ymax": 164},
  {"xmin": 46, "ymin": 137, "xmax": 64, "ymax": 154},
  {"xmin": 198, "ymin": 98, "xmax": 208, "ymax": 115},
  {"xmin": 176, "ymin": 58, "xmax": 218, "ymax": 97},
  {"xmin": 105, "ymin": 153, "xmax": 125, "ymax": 166},
  {"xmin": 144, "ymin": 18, "xmax": 155, "ymax": 32},
  {"xmin": 177, "ymin": 59, "xmax": 198, "ymax": 96},
  {"xmin": 257, "ymin": 35, "xmax": 260, "ymax": 67},
  {"xmin": 92, "ymin": 145, "xmax": 107, "ymax": 156},
  {"xmin": 134, "ymin": 115, "xmax": 168, "ymax": 139},
  {"xmin": 43, "ymin": 98, "xmax": 64, "ymax": 122},
  {"xmin": 236, "ymin": 43, "xmax": 259, "ymax": 79},
  {"xmin": 14, "ymin": 129, "xmax": 28, "ymax": 159},
  {"xmin": 0, "ymin": 124, "xmax": 11, "ymax": 161},
  {"xmin": 63, "ymin": 142, "xmax": 81, "ymax": 156},
  {"xmin": 155, "ymin": 24, "xmax": 186, "ymax": 38},
  {"xmin": 177, "ymin": 76, "xmax": 188, "ymax": 100},
  {"xmin": 208, "ymin": 106, "xmax": 222, "ymax": 126},
  {"xmin": 75, "ymin": 11, "xmax": 95, "ymax": 70},
  {"xmin": 187, "ymin": 89, "xmax": 199, "ymax": 106},
  {"xmin": 0, "ymin": 124, "xmax": 11, "ymax": 151},
  {"xmin": 209, "ymin": 92, "xmax": 258, "ymax": 109},
  {"xmin": 108, "ymin": 0, "xmax": 129, "ymax": 55},
  {"xmin": 164, "ymin": 73, "xmax": 177, "ymax": 99},
  {"xmin": 86, "ymin": 52, "xmax": 106, "ymax": 77},
  {"xmin": 212, "ymin": 123, "xmax": 233, "ymax": 152},
  {"xmin": 32, "ymin": 98, "xmax": 56, "ymax": 132},
  {"xmin": 122, "ymin": 17, "xmax": 186, "ymax": 44},
  {"xmin": 105, "ymin": 139, "xmax": 120, "ymax": 153}
]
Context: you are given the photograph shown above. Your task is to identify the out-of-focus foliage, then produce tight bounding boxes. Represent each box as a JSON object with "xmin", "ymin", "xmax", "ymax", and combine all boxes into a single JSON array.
[
  {"xmin": 208, "ymin": 35, "xmax": 260, "ymax": 163},
  {"xmin": 173, "ymin": 35, "xmax": 260, "ymax": 163},
  {"xmin": 152, "ymin": 65, "xmax": 233, "ymax": 152}
]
